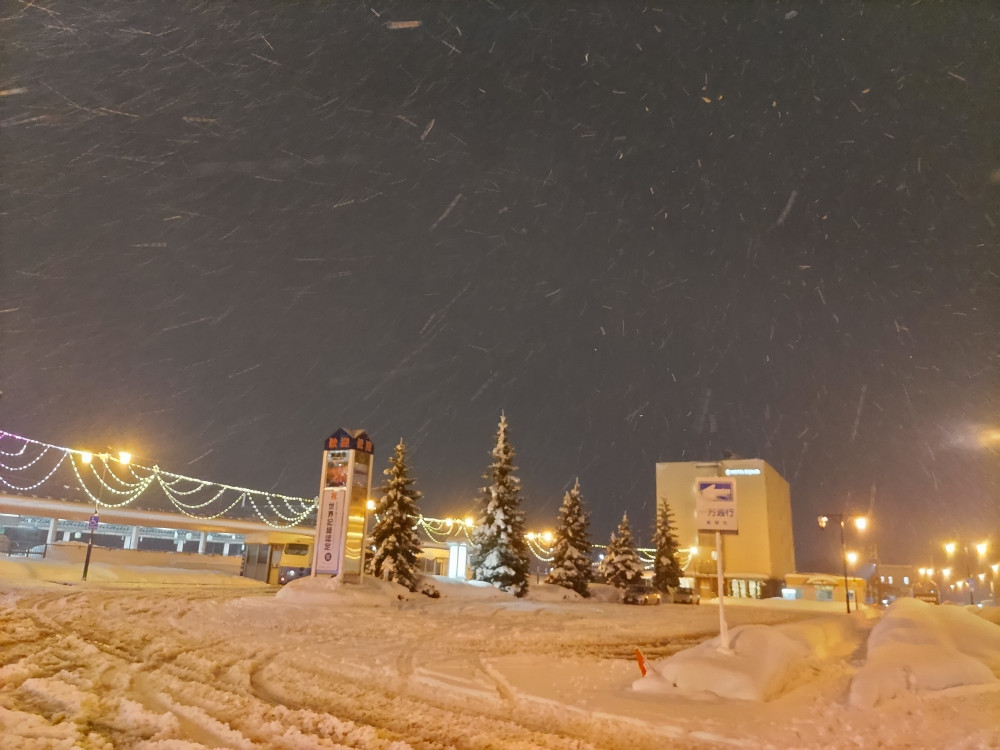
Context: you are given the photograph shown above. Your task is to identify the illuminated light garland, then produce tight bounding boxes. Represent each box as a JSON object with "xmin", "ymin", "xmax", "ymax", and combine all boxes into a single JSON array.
[
  {"xmin": 0, "ymin": 451, "xmax": 67, "ymax": 492},
  {"xmin": 75, "ymin": 456, "xmax": 147, "ymax": 497},
  {"xmin": 2, "ymin": 431, "xmax": 683, "ymax": 550},
  {"xmin": 67, "ymin": 456, "xmax": 154, "ymax": 509},
  {"xmin": 524, "ymin": 536, "xmax": 555, "ymax": 562},
  {"xmin": 169, "ymin": 493, "xmax": 247, "ymax": 521},
  {"xmin": 141, "ymin": 467, "xmax": 211, "ymax": 496},
  {"xmin": 157, "ymin": 475, "xmax": 231, "ymax": 510},
  {"xmin": 415, "ymin": 516, "xmax": 468, "ymax": 545},
  {"xmin": 0, "ymin": 443, "xmax": 54, "ymax": 472},
  {"xmin": 262, "ymin": 494, "xmax": 313, "ymax": 523},
  {"xmin": 0, "ymin": 429, "xmax": 316, "ymax": 529},
  {"xmin": 0, "ymin": 440, "xmax": 29, "ymax": 457},
  {"xmin": 245, "ymin": 495, "xmax": 315, "ymax": 528}
]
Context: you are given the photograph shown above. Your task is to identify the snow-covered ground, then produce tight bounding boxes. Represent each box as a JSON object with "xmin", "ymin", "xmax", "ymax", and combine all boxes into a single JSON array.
[{"xmin": 1, "ymin": 559, "xmax": 998, "ymax": 749}]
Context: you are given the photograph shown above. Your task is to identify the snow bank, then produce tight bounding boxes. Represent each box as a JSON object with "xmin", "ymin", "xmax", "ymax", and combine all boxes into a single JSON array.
[
  {"xmin": 634, "ymin": 615, "xmax": 864, "ymax": 701},
  {"xmin": 276, "ymin": 575, "xmax": 594, "ymax": 609},
  {"xmin": 848, "ymin": 598, "xmax": 1000, "ymax": 707},
  {"xmin": 276, "ymin": 572, "xmax": 410, "ymax": 606},
  {"xmin": 0, "ymin": 556, "xmax": 265, "ymax": 587},
  {"xmin": 0, "ymin": 558, "xmax": 42, "ymax": 582}
]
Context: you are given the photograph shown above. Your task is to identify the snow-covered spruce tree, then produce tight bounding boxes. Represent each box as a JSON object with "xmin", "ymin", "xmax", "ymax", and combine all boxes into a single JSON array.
[
  {"xmin": 545, "ymin": 478, "xmax": 593, "ymax": 597},
  {"xmin": 370, "ymin": 439, "xmax": 439, "ymax": 598},
  {"xmin": 469, "ymin": 413, "xmax": 531, "ymax": 597},
  {"xmin": 651, "ymin": 500, "xmax": 684, "ymax": 594},
  {"xmin": 598, "ymin": 512, "xmax": 645, "ymax": 590}
]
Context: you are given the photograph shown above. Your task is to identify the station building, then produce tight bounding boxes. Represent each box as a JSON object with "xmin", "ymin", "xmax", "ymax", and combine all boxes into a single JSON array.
[{"xmin": 654, "ymin": 458, "xmax": 796, "ymax": 599}]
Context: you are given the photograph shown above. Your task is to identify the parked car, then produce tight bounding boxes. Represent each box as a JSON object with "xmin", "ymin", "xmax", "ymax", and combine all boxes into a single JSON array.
[
  {"xmin": 622, "ymin": 583, "xmax": 662, "ymax": 605},
  {"xmin": 672, "ymin": 586, "xmax": 701, "ymax": 605}
]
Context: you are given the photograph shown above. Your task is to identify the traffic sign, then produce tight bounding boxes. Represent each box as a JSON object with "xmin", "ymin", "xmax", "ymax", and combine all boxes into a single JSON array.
[
  {"xmin": 88, "ymin": 514, "xmax": 100, "ymax": 531},
  {"xmin": 695, "ymin": 478, "xmax": 738, "ymax": 532}
]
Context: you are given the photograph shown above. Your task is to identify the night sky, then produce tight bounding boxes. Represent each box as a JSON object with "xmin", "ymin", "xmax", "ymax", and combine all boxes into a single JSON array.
[{"xmin": 2, "ymin": 1, "xmax": 997, "ymax": 570}]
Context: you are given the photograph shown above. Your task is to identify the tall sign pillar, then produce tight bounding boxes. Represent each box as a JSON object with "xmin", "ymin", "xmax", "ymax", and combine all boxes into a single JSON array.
[{"xmin": 312, "ymin": 429, "xmax": 375, "ymax": 581}]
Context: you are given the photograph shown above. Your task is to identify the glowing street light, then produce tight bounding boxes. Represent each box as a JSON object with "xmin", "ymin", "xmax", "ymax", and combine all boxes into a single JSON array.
[
  {"xmin": 817, "ymin": 513, "xmax": 869, "ymax": 613},
  {"xmin": 82, "ymin": 449, "xmax": 131, "ymax": 581},
  {"xmin": 943, "ymin": 539, "xmax": 989, "ymax": 605},
  {"xmin": 978, "ymin": 427, "xmax": 1000, "ymax": 449}
]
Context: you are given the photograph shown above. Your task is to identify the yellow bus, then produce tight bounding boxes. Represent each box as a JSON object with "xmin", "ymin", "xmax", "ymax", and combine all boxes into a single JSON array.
[{"xmin": 277, "ymin": 536, "xmax": 313, "ymax": 585}]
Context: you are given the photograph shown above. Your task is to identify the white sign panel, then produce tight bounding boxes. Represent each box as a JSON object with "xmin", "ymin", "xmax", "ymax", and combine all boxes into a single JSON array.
[
  {"xmin": 695, "ymin": 478, "xmax": 738, "ymax": 532},
  {"xmin": 313, "ymin": 486, "xmax": 348, "ymax": 575}
]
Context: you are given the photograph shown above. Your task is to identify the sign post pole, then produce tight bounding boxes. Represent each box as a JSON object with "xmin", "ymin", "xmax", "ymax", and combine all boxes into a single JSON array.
[
  {"xmin": 695, "ymin": 476, "xmax": 737, "ymax": 654},
  {"xmin": 715, "ymin": 529, "xmax": 730, "ymax": 653}
]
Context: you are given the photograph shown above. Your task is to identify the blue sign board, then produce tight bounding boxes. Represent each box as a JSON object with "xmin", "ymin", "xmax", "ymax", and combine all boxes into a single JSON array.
[{"xmin": 695, "ymin": 478, "xmax": 738, "ymax": 532}]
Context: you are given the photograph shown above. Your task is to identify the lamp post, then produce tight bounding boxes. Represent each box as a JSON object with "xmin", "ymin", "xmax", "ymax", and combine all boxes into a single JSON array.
[
  {"xmin": 818, "ymin": 513, "xmax": 869, "ymax": 614},
  {"xmin": 81, "ymin": 450, "xmax": 131, "ymax": 581},
  {"xmin": 943, "ymin": 539, "xmax": 989, "ymax": 605}
]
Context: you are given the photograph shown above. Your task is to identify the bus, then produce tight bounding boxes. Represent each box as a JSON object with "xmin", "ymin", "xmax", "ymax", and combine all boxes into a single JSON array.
[{"xmin": 277, "ymin": 537, "xmax": 313, "ymax": 585}]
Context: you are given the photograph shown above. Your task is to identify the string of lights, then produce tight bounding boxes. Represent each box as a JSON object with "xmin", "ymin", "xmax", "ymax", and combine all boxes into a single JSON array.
[
  {"xmin": 0, "ymin": 430, "xmax": 316, "ymax": 528},
  {"xmin": 0, "ymin": 451, "xmax": 67, "ymax": 492},
  {"xmin": 1, "ymin": 429, "xmax": 675, "ymax": 558}
]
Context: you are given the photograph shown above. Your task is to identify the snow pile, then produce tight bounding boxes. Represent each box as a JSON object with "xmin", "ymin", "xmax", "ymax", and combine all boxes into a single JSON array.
[
  {"xmin": 848, "ymin": 598, "xmax": 1000, "ymax": 707},
  {"xmin": 276, "ymin": 572, "xmax": 413, "ymax": 607},
  {"xmin": 0, "ymin": 556, "xmax": 263, "ymax": 587},
  {"xmin": 277, "ymin": 574, "xmax": 591, "ymax": 608},
  {"xmin": 634, "ymin": 614, "xmax": 862, "ymax": 701}
]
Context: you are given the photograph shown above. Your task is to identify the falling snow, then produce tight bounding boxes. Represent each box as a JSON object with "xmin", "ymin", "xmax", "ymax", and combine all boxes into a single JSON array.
[{"xmin": 0, "ymin": 1, "xmax": 997, "ymax": 570}]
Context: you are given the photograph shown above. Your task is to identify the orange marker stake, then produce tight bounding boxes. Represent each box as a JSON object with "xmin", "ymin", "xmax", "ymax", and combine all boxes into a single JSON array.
[{"xmin": 635, "ymin": 648, "xmax": 647, "ymax": 677}]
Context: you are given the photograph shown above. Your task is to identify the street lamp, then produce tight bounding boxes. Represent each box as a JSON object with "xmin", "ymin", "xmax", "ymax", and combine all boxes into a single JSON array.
[
  {"xmin": 943, "ymin": 538, "xmax": 989, "ymax": 605},
  {"xmin": 818, "ymin": 513, "xmax": 869, "ymax": 614},
  {"xmin": 81, "ymin": 450, "xmax": 131, "ymax": 581}
]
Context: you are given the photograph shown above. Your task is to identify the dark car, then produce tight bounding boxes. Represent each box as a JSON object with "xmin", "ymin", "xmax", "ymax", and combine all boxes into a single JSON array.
[
  {"xmin": 622, "ymin": 583, "xmax": 662, "ymax": 605},
  {"xmin": 672, "ymin": 586, "xmax": 701, "ymax": 605}
]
